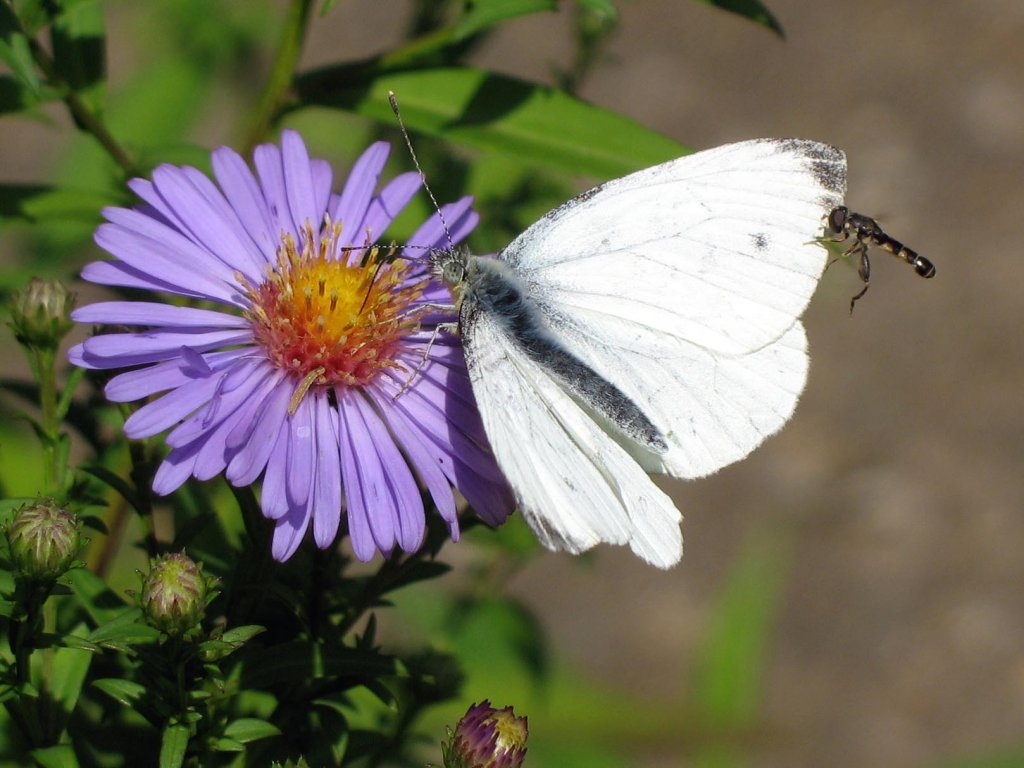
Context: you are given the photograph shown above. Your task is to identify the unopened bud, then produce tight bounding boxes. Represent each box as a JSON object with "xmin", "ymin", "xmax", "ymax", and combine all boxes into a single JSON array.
[
  {"xmin": 6, "ymin": 499, "xmax": 81, "ymax": 582},
  {"xmin": 8, "ymin": 278, "xmax": 76, "ymax": 349},
  {"xmin": 139, "ymin": 553, "xmax": 216, "ymax": 636},
  {"xmin": 442, "ymin": 700, "xmax": 528, "ymax": 768}
]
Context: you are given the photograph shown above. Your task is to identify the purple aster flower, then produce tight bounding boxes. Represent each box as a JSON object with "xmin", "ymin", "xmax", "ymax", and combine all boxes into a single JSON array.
[{"xmin": 70, "ymin": 130, "xmax": 513, "ymax": 561}]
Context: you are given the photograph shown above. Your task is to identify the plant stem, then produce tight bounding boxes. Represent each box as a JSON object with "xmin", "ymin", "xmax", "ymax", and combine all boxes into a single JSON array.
[
  {"xmin": 31, "ymin": 348, "xmax": 60, "ymax": 494},
  {"xmin": 27, "ymin": 38, "xmax": 137, "ymax": 176},
  {"xmin": 243, "ymin": 0, "xmax": 315, "ymax": 154}
]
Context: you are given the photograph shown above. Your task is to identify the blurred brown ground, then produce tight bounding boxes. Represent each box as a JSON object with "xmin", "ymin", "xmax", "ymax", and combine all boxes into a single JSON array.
[{"xmin": 4, "ymin": 1, "xmax": 1023, "ymax": 765}]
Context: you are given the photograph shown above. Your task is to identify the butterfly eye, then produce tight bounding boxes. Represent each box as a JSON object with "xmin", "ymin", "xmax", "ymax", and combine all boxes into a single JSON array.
[{"xmin": 443, "ymin": 261, "xmax": 466, "ymax": 286}]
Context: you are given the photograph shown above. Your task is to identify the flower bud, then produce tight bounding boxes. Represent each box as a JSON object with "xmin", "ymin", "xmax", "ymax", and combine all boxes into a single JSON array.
[
  {"xmin": 6, "ymin": 499, "xmax": 81, "ymax": 582},
  {"xmin": 442, "ymin": 700, "xmax": 528, "ymax": 768},
  {"xmin": 139, "ymin": 553, "xmax": 216, "ymax": 636},
  {"xmin": 8, "ymin": 278, "xmax": 76, "ymax": 350}
]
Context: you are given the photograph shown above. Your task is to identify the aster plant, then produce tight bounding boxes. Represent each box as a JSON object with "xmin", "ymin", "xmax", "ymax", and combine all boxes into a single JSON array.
[
  {"xmin": 69, "ymin": 130, "xmax": 512, "ymax": 562},
  {"xmin": 0, "ymin": 0, "xmax": 790, "ymax": 765}
]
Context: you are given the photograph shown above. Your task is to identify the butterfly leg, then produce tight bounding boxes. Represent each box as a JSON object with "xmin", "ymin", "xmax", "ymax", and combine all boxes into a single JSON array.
[{"xmin": 392, "ymin": 321, "xmax": 460, "ymax": 400}]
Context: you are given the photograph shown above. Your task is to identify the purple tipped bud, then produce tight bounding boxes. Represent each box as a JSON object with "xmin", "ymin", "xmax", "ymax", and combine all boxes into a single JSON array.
[
  {"xmin": 139, "ymin": 553, "xmax": 216, "ymax": 636},
  {"xmin": 8, "ymin": 278, "xmax": 76, "ymax": 350},
  {"xmin": 6, "ymin": 500, "xmax": 81, "ymax": 582},
  {"xmin": 442, "ymin": 700, "xmax": 528, "ymax": 768}
]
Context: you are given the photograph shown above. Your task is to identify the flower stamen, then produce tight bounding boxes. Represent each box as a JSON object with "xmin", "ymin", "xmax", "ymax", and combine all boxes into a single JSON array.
[{"xmin": 242, "ymin": 219, "xmax": 427, "ymax": 407}]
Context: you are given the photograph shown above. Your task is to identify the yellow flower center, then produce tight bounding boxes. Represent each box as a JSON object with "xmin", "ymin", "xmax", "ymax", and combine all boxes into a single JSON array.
[{"xmin": 243, "ymin": 220, "xmax": 424, "ymax": 404}]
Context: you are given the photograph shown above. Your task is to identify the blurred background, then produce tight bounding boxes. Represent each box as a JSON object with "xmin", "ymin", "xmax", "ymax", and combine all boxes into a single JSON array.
[{"xmin": 3, "ymin": 0, "xmax": 1023, "ymax": 765}]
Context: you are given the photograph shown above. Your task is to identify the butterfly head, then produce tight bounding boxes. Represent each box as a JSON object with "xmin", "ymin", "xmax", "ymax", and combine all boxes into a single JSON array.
[{"xmin": 429, "ymin": 245, "xmax": 472, "ymax": 301}]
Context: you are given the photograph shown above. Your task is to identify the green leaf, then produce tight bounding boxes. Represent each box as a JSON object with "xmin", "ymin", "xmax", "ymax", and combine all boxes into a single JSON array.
[
  {"xmin": 93, "ymin": 678, "xmax": 146, "ymax": 707},
  {"xmin": 0, "ymin": 34, "xmax": 38, "ymax": 94},
  {"xmin": 67, "ymin": 567, "xmax": 131, "ymax": 626},
  {"xmin": 50, "ymin": 0, "xmax": 106, "ymax": 110},
  {"xmin": 222, "ymin": 717, "xmax": 281, "ymax": 743},
  {"xmin": 451, "ymin": 596, "xmax": 548, "ymax": 682},
  {"xmin": 209, "ymin": 738, "xmax": 245, "ymax": 752},
  {"xmin": 12, "ymin": 0, "xmax": 48, "ymax": 36},
  {"xmin": 454, "ymin": 0, "xmax": 556, "ymax": 40},
  {"xmin": 690, "ymin": 534, "xmax": 792, "ymax": 732},
  {"xmin": 0, "ymin": 72, "xmax": 56, "ymax": 114},
  {"xmin": 29, "ymin": 745, "xmax": 80, "ymax": 768},
  {"xmin": 239, "ymin": 642, "xmax": 401, "ymax": 689},
  {"xmin": 49, "ymin": 634, "xmax": 94, "ymax": 721},
  {"xmin": 159, "ymin": 723, "xmax": 190, "ymax": 768},
  {"xmin": 0, "ymin": 183, "xmax": 115, "ymax": 224},
  {"xmin": 81, "ymin": 465, "xmax": 144, "ymax": 515},
  {"xmin": 219, "ymin": 624, "xmax": 266, "ymax": 645},
  {"xmin": 87, "ymin": 609, "xmax": 162, "ymax": 648},
  {"xmin": 695, "ymin": 0, "xmax": 784, "ymax": 37},
  {"xmin": 294, "ymin": 66, "xmax": 688, "ymax": 179},
  {"xmin": 41, "ymin": 632, "xmax": 101, "ymax": 652}
]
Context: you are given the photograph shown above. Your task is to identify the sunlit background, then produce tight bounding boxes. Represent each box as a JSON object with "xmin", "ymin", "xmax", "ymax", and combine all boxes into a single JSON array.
[{"xmin": 2, "ymin": 1, "xmax": 1022, "ymax": 765}]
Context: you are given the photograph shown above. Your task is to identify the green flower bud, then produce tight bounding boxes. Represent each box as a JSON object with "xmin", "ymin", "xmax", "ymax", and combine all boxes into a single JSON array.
[
  {"xmin": 442, "ymin": 700, "xmax": 528, "ymax": 768},
  {"xmin": 139, "ymin": 553, "xmax": 216, "ymax": 636},
  {"xmin": 6, "ymin": 500, "xmax": 81, "ymax": 582},
  {"xmin": 8, "ymin": 278, "xmax": 76, "ymax": 350}
]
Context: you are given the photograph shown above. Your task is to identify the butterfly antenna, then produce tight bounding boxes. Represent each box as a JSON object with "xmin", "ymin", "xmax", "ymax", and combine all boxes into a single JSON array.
[{"xmin": 388, "ymin": 90, "xmax": 454, "ymax": 249}]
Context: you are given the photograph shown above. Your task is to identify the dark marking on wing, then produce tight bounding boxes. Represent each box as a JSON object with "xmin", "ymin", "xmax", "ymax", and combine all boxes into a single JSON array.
[
  {"xmin": 539, "ymin": 180, "xmax": 606, "ymax": 225},
  {"xmin": 774, "ymin": 138, "xmax": 847, "ymax": 196},
  {"xmin": 751, "ymin": 232, "xmax": 770, "ymax": 251},
  {"xmin": 461, "ymin": 258, "xmax": 667, "ymax": 453}
]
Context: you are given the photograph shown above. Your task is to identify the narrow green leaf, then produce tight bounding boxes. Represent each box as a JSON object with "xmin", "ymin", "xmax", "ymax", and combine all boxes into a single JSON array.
[
  {"xmin": 0, "ymin": 183, "xmax": 114, "ymax": 224},
  {"xmin": 0, "ymin": 600, "xmax": 15, "ymax": 618},
  {"xmin": 294, "ymin": 66, "xmax": 688, "ymax": 179},
  {"xmin": 67, "ymin": 568, "xmax": 131, "ymax": 626},
  {"xmin": 49, "ymin": 631, "xmax": 94, "ymax": 721},
  {"xmin": 93, "ymin": 678, "xmax": 147, "ymax": 706},
  {"xmin": 14, "ymin": 0, "xmax": 49, "ymax": 35},
  {"xmin": 50, "ymin": 0, "xmax": 106, "ymax": 109},
  {"xmin": 88, "ymin": 610, "xmax": 162, "ymax": 647},
  {"xmin": 29, "ymin": 745, "xmax": 80, "ymax": 768},
  {"xmin": 209, "ymin": 738, "xmax": 245, "ymax": 752},
  {"xmin": 222, "ymin": 718, "xmax": 281, "ymax": 743},
  {"xmin": 239, "ymin": 642, "xmax": 400, "ymax": 689},
  {"xmin": 218, "ymin": 624, "xmax": 266, "ymax": 645},
  {"xmin": 690, "ymin": 534, "xmax": 792, "ymax": 730},
  {"xmin": 695, "ymin": 0, "xmax": 784, "ymax": 37},
  {"xmin": 454, "ymin": 0, "xmax": 556, "ymax": 40},
  {"xmin": 197, "ymin": 640, "xmax": 236, "ymax": 661},
  {"xmin": 81, "ymin": 465, "xmax": 144, "ymax": 514},
  {"xmin": 0, "ymin": 30, "xmax": 40, "ymax": 94},
  {"xmin": 160, "ymin": 723, "xmax": 190, "ymax": 768},
  {"xmin": 40, "ymin": 632, "xmax": 101, "ymax": 652}
]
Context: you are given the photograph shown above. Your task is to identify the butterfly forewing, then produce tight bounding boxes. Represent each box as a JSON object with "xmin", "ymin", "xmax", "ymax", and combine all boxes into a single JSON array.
[{"xmin": 502, "ymin": 139, "xmax": 846, "ymax": 356}]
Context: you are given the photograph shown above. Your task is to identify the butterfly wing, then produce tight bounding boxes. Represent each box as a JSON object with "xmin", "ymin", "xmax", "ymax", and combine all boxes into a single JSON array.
[
  {"xmin": 460, "ymin": 300, "xmax": 683, "ymax": 567},
  {"xmin": 503, "ymin": 138, "xmax": 846, "ymax": 355},
  {"xmin": 499, "ymin": 138, "xmax": 845, "ymax": 479}
]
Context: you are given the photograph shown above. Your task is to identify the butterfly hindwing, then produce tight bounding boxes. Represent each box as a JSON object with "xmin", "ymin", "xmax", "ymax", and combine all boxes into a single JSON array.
[{"xmin": 459, "ymin": 297, "xmax": 684, "ymax": 567}]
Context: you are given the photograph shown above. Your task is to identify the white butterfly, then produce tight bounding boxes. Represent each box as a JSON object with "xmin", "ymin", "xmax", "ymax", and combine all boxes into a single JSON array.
[{"xmin": 431, "ymin": 139, "xmax": 847, "ymax": 568}]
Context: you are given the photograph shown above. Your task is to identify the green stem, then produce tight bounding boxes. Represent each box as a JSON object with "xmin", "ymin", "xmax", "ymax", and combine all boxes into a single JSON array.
[
  {"xmin": 243, "ymin": 0, "xmax": 315, "ymax": 154},
  {"xmin": 32, "ymin": 348, "xmax": 61, "ymax": 495},
  {"xmin": 27, "ymin": 38, "xmax": 136, "ymax": 176}
]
